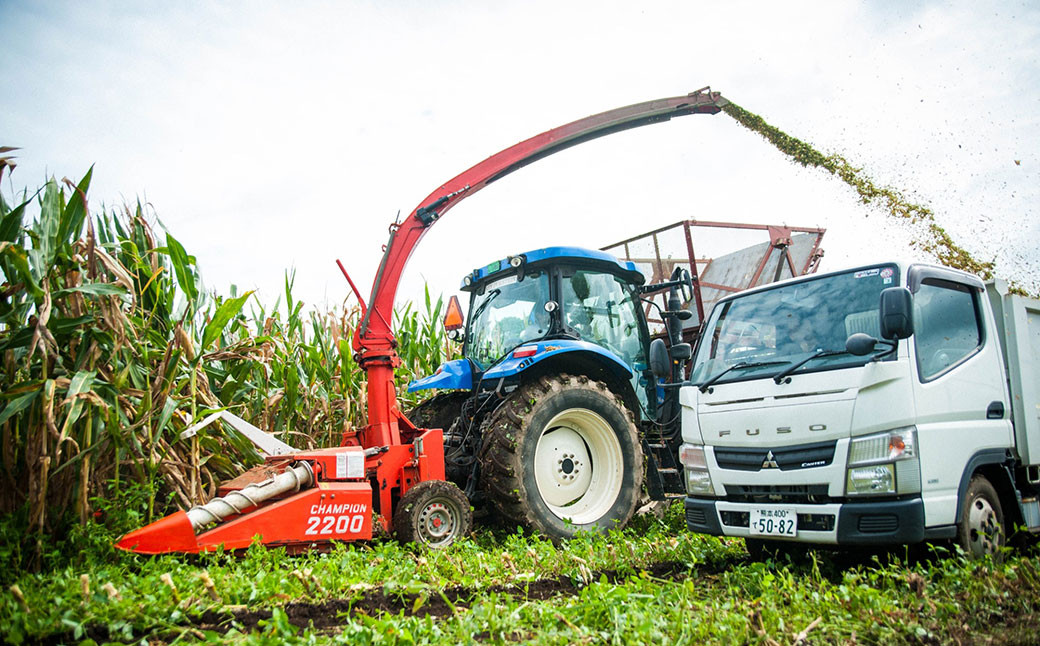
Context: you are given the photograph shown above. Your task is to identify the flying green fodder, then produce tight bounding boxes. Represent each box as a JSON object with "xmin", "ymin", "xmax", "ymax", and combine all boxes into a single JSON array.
[
  {"xmin": 720, "ymin": 102, "xmax": 1017, "ymax": 288},
  {"xmin": 0, "ymin": 168, "xmax": 456, "ymax": 572}
]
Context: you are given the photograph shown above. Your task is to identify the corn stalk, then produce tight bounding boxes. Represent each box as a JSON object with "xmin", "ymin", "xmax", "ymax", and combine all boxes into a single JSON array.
[{"xmin": 0, "ymin": 168, "xmax": 459, "ymax": 568}]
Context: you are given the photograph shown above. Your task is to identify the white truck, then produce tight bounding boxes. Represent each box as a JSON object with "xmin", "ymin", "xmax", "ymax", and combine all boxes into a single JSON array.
[{"xmin": 678, "ymin": 261, "xmax": 1040, "ymax": 557}]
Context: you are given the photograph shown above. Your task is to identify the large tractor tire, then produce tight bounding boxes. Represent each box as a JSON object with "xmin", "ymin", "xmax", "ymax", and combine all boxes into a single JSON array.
[{"xmin": 478, "ymin": 374, "xmax": 643, "ymax": 540}]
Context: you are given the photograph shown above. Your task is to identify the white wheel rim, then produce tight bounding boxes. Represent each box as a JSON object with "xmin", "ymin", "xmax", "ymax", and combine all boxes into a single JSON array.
[
  {"xmin": 966, "ymin": 495, "xmax": 1002, "ymax": 557},
  {"xmin": 534, "ymin": 408, "xmax": 624, "ymax": 525}
]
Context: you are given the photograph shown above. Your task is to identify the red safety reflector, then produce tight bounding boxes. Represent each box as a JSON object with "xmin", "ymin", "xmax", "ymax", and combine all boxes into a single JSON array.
[
  {"xmin": 443, "ymin": 295, "xmax": 464, "ymax": 331},
  {"xmin": 512, "ymin": 346, "xmax": 538, "ymax": 358}
]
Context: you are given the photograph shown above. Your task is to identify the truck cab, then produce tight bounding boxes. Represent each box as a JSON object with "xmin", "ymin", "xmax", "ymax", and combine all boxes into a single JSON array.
[{"xmin": 681, "ymin": 261, "xmax": 1040, "ymax": 557}]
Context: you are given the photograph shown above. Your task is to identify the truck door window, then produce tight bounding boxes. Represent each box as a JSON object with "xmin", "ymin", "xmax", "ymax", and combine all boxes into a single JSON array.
[{"xmin": 913, "ymin": 279, "xmax": 983, "ymax": 380}]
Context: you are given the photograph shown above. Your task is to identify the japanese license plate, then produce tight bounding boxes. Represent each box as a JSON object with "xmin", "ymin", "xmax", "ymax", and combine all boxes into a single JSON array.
[{"xmin": 749, "ymin": 507, "xmax": 797, "ymax": 537}]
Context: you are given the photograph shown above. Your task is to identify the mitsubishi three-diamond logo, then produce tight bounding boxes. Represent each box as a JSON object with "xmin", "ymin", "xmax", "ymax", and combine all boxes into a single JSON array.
[{"xmin": 762, "ymin": 451, "xmax": 779, "ymax": 469}]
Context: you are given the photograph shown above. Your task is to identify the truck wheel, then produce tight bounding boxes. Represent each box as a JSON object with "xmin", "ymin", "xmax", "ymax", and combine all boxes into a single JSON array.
[
  {"xmin": 956, "ymin": 476, "xmax": 1005, "ymax": 560},
  {"xmin": 393, "ymin": 480, "xmax": 472, "ymax": 548},
  {"xmin": 479, "ymin": 374, "xmax": 642, "ymax": 540}
]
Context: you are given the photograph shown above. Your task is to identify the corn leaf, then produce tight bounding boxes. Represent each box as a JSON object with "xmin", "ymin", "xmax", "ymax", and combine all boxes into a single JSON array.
[
  {"xmin": 0, "ymin": 389, "xmax": 40, "ymax": 426},
  {"xmin": 57, "ymin": 167, "xmax": 92, "ymax": 245},
  {"xmin": 201, "ymin": 292, "xmax": 253, "ymax": 354},
  {"xmin": 165, "ymin": 233, "xmax": 198, "ymax": 306}
]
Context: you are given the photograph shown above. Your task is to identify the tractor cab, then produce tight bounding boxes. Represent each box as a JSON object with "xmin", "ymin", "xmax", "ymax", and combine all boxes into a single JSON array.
[{"xmin": 409, "ymin": 247, "xmax": 656, "ymax": 414}]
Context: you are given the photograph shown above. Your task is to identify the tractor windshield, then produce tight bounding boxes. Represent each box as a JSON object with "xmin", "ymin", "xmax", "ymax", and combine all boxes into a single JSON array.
[
  {"xmin": 689, "ymin": 264, "xmax": 899, "ymax": 387},
  {"xmin": 466, "ymin": 270, "xmax": 551, "ymax": 369}
]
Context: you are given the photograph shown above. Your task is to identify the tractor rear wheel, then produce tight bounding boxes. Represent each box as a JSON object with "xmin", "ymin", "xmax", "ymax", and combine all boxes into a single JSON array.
[
  {"xmin": 393, "ymin": 480, "xmax": 473, "ymax": 548},
  {"xmin": 479, "ymin": 374, "xmax": 642, "ymax": 540}
]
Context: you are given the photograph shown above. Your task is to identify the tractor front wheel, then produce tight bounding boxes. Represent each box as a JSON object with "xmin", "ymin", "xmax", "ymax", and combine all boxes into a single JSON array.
[
  {"xmin": 393, "ymin": 480, "xmax": 473, "ymax": 548},
  {"xmin": 479, "ymin": 375, "xmax": 642, "ymax": 540}
]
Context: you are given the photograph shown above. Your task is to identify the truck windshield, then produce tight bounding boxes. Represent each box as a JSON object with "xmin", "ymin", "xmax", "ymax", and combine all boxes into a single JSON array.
[
  {"xmin": 690, "ymin": 264, "xmax": 899, "ymax": 386},
  {"xmin": 466, "ymin": 270, "xmax": 551, "ymax": 369}
]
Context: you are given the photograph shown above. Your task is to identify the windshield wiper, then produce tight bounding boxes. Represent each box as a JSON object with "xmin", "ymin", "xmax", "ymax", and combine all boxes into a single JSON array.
[
  {"xmin": 772, "ymin": 349, "xmax": 848, "ymax": 384},
  {"xmin": 469, "ymin": 288, "xmax": 501, "ymax": 323},
  {"xmin": 698, "ymin": 360, "xmax": 787, "ymax": 393}
]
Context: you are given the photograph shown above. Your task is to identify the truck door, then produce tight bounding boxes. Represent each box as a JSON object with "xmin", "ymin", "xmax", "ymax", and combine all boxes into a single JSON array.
[{"xmin": 909, "ymin": 268, "xmax": 1013, "ymax": 527}]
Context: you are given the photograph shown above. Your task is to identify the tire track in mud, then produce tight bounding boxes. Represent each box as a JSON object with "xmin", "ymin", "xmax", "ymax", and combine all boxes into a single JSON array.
[
  {"xmin": 193, "ymin": 559, "xmax": 706, "ymax": 633},
  {"xmin": 39, "ymin": 558, "xmax": 724, "ymax": 644}
]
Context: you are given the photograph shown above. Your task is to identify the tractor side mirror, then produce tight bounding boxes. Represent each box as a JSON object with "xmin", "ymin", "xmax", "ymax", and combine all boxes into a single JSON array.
[
  {"xmin": 650, "ymin": 338, "xmax": 671, "ymax": 380},
  {"xmin": 443, "ymin": 295, "xmax": 465, "ymax": 341},
  {"xmin": 670, "ymin": 266, "xmax": 694, "ymax": 304},
  {"xmin": 879, "ymin": 287, "xmax": 913, "ymax": 340}
]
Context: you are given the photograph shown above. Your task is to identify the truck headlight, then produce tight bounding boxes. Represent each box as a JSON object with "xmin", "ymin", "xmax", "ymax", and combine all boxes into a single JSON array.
[
  {"xmin": 845, "ymin": 428, "xmax": 920, "ymax": 496},
  {"xmin": 680, "ymin": 444, "xmax": 715, "ymax": 496}
]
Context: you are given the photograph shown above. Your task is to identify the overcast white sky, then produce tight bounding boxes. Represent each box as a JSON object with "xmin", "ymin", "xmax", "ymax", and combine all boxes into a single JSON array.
[{"xmin": 3, "ymin": 1, "xmax": 1038, "ymax": 316}]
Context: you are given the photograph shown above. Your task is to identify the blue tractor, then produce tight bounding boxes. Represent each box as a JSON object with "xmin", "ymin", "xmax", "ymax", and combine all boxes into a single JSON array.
[{"xmin": 408, "ymin": 246, "xmax": 693, "ymax": 539}]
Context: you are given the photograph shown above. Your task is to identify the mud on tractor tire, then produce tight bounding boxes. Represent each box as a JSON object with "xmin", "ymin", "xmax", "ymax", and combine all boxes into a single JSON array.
[{"xmin": 478, "ymin": 374, "xmax": 643, "ymax": 540}]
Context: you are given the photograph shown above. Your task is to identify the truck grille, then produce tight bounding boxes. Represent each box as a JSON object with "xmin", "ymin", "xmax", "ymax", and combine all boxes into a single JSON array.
[
  {"xmin": 686, "ymin": 507, "xmax": 708, "ymax": 526},
  {"xmin": 857, "ymin": 514, "xmax": 899, "ymax": 533},
  {"xmin": 714, "ymin": 440, "xmax": 837, "ymax": 472},
  {"xmin": 725, "ymin": 484, "xmax": 832, "ymax": 504}
]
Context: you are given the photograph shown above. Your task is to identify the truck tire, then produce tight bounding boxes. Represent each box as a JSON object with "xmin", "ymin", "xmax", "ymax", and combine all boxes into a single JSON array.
[
  {"xmin": 393, "ymin": 480, "xmax": 473, "ymax": 548},
  {"xmin": 956, "ymin": 475, "xmax": 1005, "ymax": 560},
  {"xmin": 478, "ymin": 374, "xmax": 642, "ymax": 540}
]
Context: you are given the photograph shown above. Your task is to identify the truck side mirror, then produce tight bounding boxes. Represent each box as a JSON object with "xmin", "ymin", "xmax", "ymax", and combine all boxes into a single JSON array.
[
  {"xmin": 879, "ymin": 287, "xmax": 913, "ymax": 340},
  {"xmin": 650, "ymin": 338, "xmax": 671, "ymax": 379},
  {"xmin": 670, "ymin": 343, "xmax": 692, "ymax": 361},
  {"xmin": 845, "ymin": 332, "xmax": 877, "ymax": 356}
]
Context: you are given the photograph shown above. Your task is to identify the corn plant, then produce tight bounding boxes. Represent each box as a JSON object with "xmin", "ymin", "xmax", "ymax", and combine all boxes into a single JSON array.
[{"xmin": 0, "ymin": 167, "xmax": 459, "ymax": 570}]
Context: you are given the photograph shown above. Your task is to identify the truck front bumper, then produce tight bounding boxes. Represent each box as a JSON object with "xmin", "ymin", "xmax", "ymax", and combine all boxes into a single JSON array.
[{"xmin": 684, "ymin": 496, "xmax": 926, "ymax": 545}]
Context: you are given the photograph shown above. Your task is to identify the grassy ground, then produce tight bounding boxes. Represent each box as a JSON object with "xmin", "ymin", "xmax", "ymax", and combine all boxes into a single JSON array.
[{"xmin": 3, "ymin": 505, "xmax": 1039, "ymax": 645}]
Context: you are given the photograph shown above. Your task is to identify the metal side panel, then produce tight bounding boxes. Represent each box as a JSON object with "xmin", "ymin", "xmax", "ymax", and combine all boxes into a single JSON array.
[{"xmin": 989, "ymin": 281, "xmax": 1040, "ymax": 465}]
